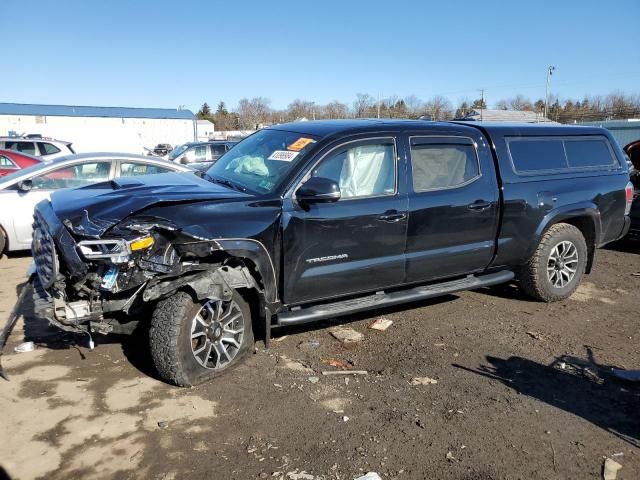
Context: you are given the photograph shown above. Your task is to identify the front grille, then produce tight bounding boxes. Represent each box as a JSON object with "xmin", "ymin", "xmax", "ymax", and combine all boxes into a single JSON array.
[{"xmin": 32, "ymin": 212, "xmax": 59, "ymax": 289}]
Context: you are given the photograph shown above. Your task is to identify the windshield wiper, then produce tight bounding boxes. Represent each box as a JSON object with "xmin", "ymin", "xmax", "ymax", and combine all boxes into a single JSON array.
[{"xmin": 205, "ymin": 174, "xmax": 247, "ymax": 192}]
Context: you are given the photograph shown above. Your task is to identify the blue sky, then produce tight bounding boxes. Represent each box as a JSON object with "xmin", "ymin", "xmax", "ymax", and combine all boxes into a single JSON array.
[{"xmin": 3, "ymin": 0, "xmax": 639, "ymax": 112}]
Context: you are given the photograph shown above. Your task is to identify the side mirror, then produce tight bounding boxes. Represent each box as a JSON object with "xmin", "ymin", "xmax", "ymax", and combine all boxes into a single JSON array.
[
  {"xmin": 296, "ymin": 177, "xmax": 341, "ymax": 203},
  {"xmin": 17, "ymin": 179, "xmax": 32, "ymax": 192}
]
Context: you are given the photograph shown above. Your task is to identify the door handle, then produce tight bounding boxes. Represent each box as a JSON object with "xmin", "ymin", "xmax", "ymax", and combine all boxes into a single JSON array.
[
  {"xmin": 467, "ymin": 201, "xmax": 492, "ymax": 211},
  {"xmin": 379, "ymin": 211, "xmax": 407, "ymax": 222}
]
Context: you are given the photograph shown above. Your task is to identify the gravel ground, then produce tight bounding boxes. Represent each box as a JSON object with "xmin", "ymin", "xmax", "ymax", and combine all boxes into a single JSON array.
[{"xmin": 0, "ymin": 242, "xmax": 639, "ymax": 480}]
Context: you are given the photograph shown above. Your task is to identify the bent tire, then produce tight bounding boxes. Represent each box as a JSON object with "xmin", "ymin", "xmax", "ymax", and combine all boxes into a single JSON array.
[
  {"xmin": 519, "ymin": 223, "xmax": 588, "ymax": 302},
  {"xmin": 149, "ymin": 289, "xmax": 253, "ymax": 387}
]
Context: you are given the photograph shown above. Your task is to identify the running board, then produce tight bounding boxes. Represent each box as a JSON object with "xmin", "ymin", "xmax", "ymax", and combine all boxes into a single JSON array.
[{"xmin": 276, "ymin": 270, "xmax": 514, "ymax": 327}]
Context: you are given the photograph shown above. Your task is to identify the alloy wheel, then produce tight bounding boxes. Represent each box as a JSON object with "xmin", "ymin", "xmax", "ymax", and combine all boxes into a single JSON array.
[
  {"xmin": 547, "ymin": 240, "xmax": 579, "ymax": 288},
  {"xmin": 190, "ymin": 298, "xmax": 244, "ymax": 369}
]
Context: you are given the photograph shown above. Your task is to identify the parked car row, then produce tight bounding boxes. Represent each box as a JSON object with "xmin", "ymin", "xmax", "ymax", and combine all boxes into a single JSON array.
[
  {"xmin": 167, "ymin": 140, "xmax": 238, "ymax": 170},
  {"xmin": 0, "ymin": 153, "xmax": 191, "ymax": 253},
  {"xmin": 0, "ymin": 136, "xmax": 74, "ymax": 160}
]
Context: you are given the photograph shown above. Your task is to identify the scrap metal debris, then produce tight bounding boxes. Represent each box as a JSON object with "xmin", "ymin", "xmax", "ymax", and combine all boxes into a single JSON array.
[
  {"xmin": 298, "ymin": 339, "xmax": 320, "ymax": 349},
  {"xmin": 14, "ymin": 341, "xmax": 35, "ymax": 353},
  {"xmin": 355, "ymin": 473, "xmax": 382, "ymax": 480},
  {"xmin": 410, "ymin": 377, "xmax": 438, "ymax": 385},
  {"xmin": 321, "ymin": 370, "xmax": 368, "ymax": 376},
  {"xmin": 367, "ymin": 318, "xmax": 393, "ymax": 331},
  {"xmin": 603, "ymin": 457, "xmax": 622, "ymax": 480},
  {"xmin": 329, "ymin": 326, "xmax": 364, "ymax": 344},
  {"xmin": 322, "ymin": 358, "xmax": 352, "ymax": 369}
]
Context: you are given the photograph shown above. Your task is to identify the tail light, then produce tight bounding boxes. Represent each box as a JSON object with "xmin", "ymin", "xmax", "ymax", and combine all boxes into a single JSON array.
[{"xmin": 625, "ymin": 181, "xmax": 634, "ymax": 216}]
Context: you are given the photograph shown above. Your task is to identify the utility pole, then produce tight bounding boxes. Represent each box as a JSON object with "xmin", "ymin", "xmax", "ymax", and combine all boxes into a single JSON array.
[
  {"xmin": 377, "ymin": 93, "xmax": 381, "ymax": 119},
  {"xmin": 480, "ymin": 89, "xmax": 485, "ymax": 121},
  {"xmin": 544, "ymin": 66, "xmax": 556, "ymax": 120}
]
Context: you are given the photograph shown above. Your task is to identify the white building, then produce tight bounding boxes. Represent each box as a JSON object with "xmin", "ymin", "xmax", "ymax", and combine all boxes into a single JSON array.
[
  {"xmin": 0, "ymin": 103, "xmax": 197, "ymax": 154},
  {"xmin": 196, "ymin": 119, "xmax": 215, "ymax": 141}
]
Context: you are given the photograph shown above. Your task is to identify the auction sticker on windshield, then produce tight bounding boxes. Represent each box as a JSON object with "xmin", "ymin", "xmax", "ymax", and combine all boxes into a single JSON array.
[
  {"xmin": 268, "ymin": 150, "xmax": 300, "ymax": 162},
  {"xmin": 287, "ymin": 137, "xmax": 316, "ymax": 151}
]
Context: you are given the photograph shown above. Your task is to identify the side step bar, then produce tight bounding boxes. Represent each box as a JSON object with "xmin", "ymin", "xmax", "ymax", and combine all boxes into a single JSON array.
[{"xmin": 275, "ymin": 270, "xmax": 514, "ymax": 327}]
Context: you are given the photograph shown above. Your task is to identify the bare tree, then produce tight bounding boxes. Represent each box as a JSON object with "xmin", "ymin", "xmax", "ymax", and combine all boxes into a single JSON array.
[
  {"xmin": 236, "ymin": 97, "xmax": 271, "ymax": 129},
  {"xmin": 423, "ymin": 95, "xmax": 453, "ymax": 121},
  {"xmin": 322, "ymin": 100, "xmax": 349, "ymax": 119},
  {"xmin": 353, "ymin": 93, "xmax": 376, "ymax": 118},
  {"xmin": 286, "ymin": 99, "xmax": 316, "ymax": 121},
  {"xmin": 509, "ymin": 94, "xmax": 534, "ymax": 111},
  {"xmin": 495, "ymin": 99, "xmax": 509, "ymax": 110},
  {"xmin": 404, "ymin": 95, "xmax": 424, "ymax": 118}
]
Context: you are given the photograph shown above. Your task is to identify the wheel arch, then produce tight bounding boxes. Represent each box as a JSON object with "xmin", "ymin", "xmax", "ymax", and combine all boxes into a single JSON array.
[{"xmin": 531, "ymin": 203, "xmax": 601, "ymax": 274}]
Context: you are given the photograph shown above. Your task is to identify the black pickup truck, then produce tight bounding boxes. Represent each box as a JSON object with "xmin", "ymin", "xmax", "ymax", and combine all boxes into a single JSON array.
[{"xmin": 29, "ymin": 120, "xmax": 633, "ymax": 386}]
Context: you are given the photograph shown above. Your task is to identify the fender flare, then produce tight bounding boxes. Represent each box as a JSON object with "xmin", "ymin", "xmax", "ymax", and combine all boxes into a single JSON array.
[
  {"xmin": 528, "ymin": 202, "xmax": 601, "ymax": 267},
  {"xmin": 216, "ymin": 239, "xmax": 278, "ymax": 303}
]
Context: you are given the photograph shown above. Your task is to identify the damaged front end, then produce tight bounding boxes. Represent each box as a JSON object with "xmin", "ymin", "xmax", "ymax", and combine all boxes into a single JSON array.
[{"xmin": 32, "ymin": 201, "xmax": 260, "ymax": 337}]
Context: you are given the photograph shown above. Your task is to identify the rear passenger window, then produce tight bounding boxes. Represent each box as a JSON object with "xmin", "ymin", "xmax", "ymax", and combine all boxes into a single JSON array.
[
  {"xmin": 39, "ymin": 143, "xmax": 61, "ymax": 155},
  {"xmin": 507, "ymin": 136, "xmax": 617, "ymax": 173},
  {"xmin": 410, "ymin": 138, "xmax": 480, "ymax": 191},
  {"xmin": 565, "ymin": 139, "xmax": 615, "ymax": 168},
  {"xmin": 508, "ymin": 139, "xmax": 566, "ymax": 171}
]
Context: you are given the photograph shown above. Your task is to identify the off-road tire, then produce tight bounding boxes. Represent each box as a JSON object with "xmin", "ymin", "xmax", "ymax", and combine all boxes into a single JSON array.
[
  {"xmin": 519, "ymin": 223, "xmax": 588, "ymax": 302},
  {"xmin": 149, "ymin": 290, "xmax": 253, "ymax": 387}
]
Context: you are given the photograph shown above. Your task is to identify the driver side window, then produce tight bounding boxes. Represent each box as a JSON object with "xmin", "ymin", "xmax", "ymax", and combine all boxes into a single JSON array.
[{"xmin": 312, "ymin": 139, "xmax": 396, "ymax": 199}]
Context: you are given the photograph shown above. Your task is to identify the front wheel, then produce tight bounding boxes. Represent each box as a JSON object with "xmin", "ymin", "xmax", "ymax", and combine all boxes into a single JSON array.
[
  {"xmin": 519, "ymin": 223, "xmax": 588, "ymax": 302},
  {"xmin": 149, "ymin": 290, "xmax": 253, "ymax": 386}
]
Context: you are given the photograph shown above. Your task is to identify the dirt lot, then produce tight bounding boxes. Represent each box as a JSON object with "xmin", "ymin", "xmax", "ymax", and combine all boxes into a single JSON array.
[{"xmin": 1, "ymin": 243, "xmax": 639, "ymax": 480}]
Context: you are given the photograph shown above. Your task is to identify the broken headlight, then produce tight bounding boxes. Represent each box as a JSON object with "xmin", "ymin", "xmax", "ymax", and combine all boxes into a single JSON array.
[{"xmin": 77, "ymin": 235, "xmax": 155, "ymax": 264}]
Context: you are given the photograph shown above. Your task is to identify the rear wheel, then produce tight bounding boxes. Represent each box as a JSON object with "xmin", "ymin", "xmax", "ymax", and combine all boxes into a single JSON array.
[
  {"xmin": 519, "ymin": 223, "xmax": 588, "ymax": 302},
  {"xmin": 149, "ymin": 289, "xmax": 253, "ymax": 386}
]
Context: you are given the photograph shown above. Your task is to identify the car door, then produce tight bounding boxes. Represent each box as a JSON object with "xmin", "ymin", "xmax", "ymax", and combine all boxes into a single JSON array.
[
  {"xmin": 404, "ymin": 131, "xmax": 500, "ymax": 283},
  {"xmin": 282, "ymin": 136, "xmax": 408, "ymax": 304},
  {"xmin": 12, "ymin": 160, "xmax": 114, "ymax": 247}
]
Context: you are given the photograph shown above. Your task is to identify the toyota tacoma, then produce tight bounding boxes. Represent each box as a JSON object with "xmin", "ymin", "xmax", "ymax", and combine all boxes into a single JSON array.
[{"xmin": 27, "ymin": 120, "xmax": 633, "ymax": 386}]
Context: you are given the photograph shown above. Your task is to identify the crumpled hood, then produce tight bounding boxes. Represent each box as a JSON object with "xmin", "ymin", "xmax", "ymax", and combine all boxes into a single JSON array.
[{"xmin": 49, "ymin": 172, "xmax": 250, "ymax": 237}]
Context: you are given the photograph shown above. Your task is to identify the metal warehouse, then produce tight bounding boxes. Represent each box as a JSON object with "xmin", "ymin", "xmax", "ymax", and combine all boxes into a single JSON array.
[
  {"xmin": 0, "ymin": 103, "xmax": 196, "ymax": 154},
  {"xmin": 579, "ymin": 119, "xmax": 640, "ymax": 148}
]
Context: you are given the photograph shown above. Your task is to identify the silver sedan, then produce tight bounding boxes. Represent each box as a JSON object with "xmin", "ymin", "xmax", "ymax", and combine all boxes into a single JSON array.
[{"xmin": 0, "ymin": 152, "xmax": 193, "ymax": 253}]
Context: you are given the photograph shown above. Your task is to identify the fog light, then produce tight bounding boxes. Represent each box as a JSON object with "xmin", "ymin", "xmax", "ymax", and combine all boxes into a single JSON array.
[{"xmin": 129, "ymin": 236, "xmax": 154, "ymax": 251}]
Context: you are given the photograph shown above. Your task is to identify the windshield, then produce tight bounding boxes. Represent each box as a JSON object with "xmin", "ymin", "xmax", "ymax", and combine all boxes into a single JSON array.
[
  {"xmin": 168, "ymin": 143, "xmax": 190, "ymax": 160},
  {"xmin": 205, "ymin": 129, "xmax": 319, "ymax": 194}
]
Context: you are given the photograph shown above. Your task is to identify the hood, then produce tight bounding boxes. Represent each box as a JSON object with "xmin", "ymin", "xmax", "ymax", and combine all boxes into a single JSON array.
[{"xmin": 49, "ymin": 172, "xmax": 250, "ymax": 237}]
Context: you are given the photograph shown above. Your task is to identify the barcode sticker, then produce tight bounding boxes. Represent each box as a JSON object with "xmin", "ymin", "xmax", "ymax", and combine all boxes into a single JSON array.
[{"xmin": 268, "ymin": 150, "xmax": 300, "ymax": 162}]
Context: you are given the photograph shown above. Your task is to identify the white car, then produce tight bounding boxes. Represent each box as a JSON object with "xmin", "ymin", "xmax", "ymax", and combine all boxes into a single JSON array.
[
  {"xmin": 0, "ymin": 136, "xmax": 75, "ymax": 160},
  {"xmin": 0, "ymin": 152, "xmax": 193, "ymax": 253}
]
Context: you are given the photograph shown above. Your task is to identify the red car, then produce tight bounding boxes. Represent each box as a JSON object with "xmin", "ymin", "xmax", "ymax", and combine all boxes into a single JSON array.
[{"xmin": 0, "ymin": 149, "xmax": 42, "ymax": 177}]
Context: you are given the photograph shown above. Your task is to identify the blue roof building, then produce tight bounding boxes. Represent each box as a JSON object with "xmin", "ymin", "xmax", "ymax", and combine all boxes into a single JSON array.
[{"xmin": 0, "ymin": 102, "xmax": 195, "ymax": 120}]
